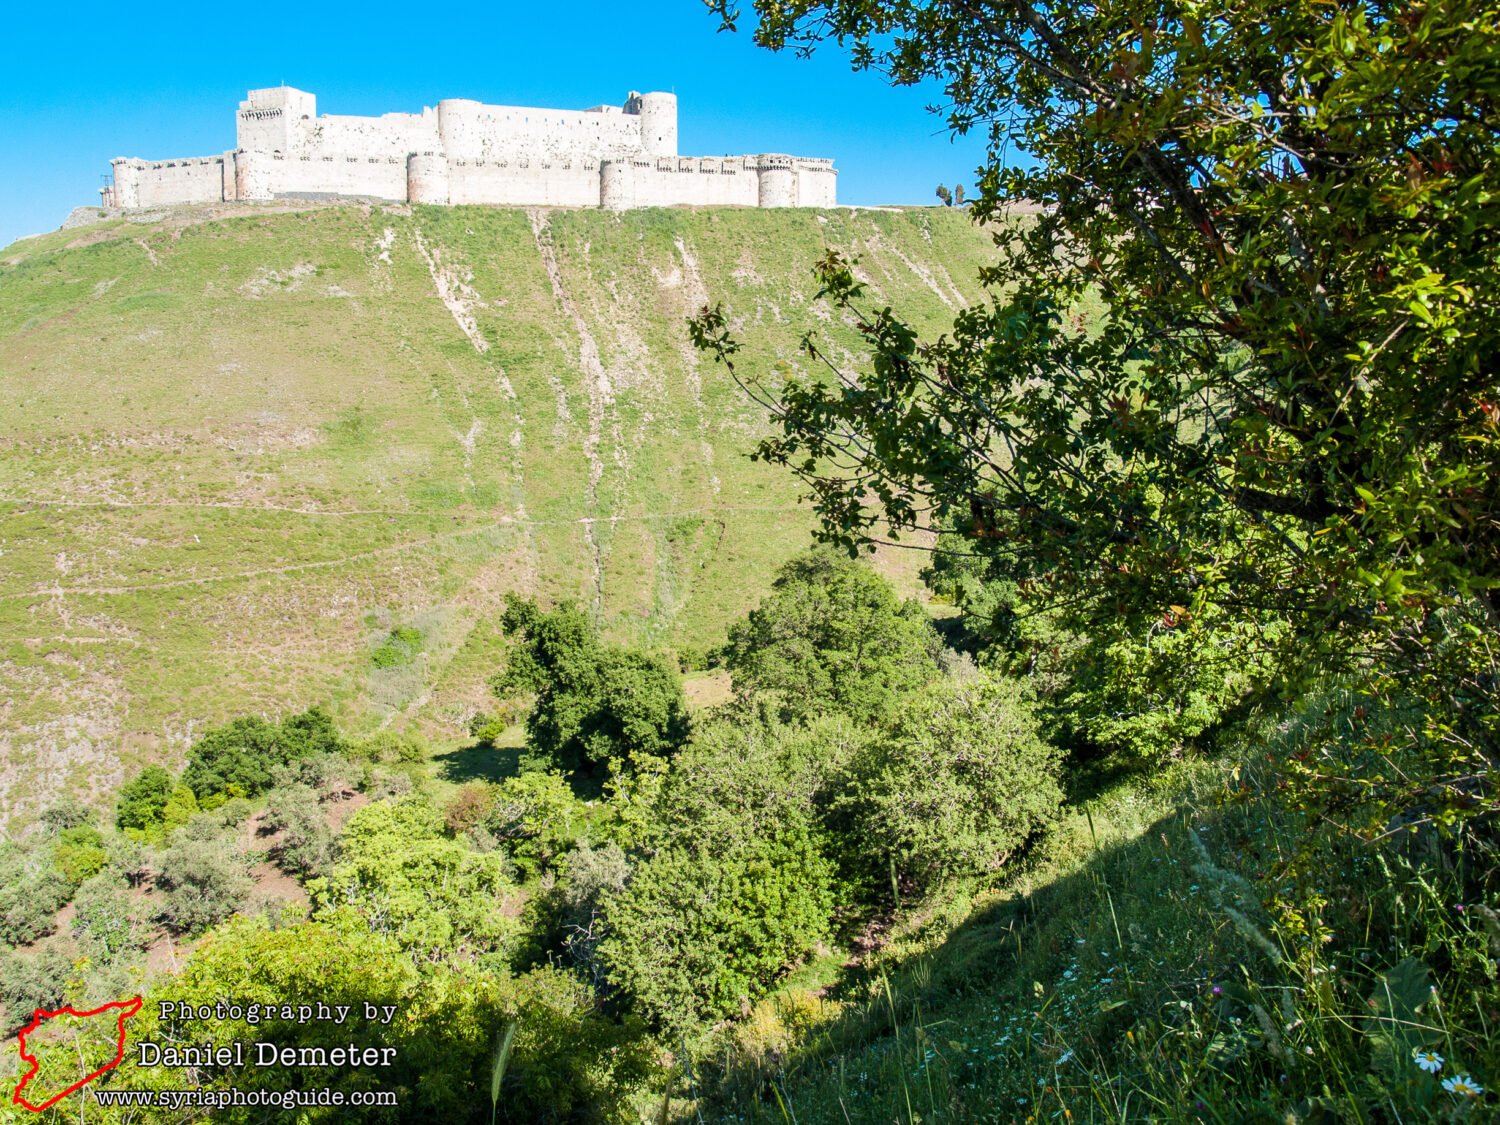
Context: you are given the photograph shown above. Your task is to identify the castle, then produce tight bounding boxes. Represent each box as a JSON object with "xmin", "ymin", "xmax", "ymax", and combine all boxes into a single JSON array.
[{"xmin": 100, "ymin": 87, "xmax": 837, "ymax": 211}]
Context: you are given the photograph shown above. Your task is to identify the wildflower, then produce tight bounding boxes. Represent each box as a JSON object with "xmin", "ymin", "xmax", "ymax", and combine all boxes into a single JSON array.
[
  {"xmin": 1443, "ymin": 1075, "xmax": 1483, "ymax": 1098},
  {"xmin": 1414, "ymin": 1050, "xmax": 1444, "ymax": 1074},
  {"xmin": 1212, "ymin": 986, "xmax": 1223, "ymax": 996}
]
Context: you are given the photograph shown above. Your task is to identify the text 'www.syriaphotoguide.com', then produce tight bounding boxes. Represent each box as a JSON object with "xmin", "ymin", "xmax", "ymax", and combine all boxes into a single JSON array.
[{"xmin": 89, "ymin": 1088, "xmax": 398, "ymax": 1110}]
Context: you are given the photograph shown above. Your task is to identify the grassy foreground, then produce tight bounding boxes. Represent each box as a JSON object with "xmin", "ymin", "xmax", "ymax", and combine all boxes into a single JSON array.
[
  {"xmin": 704, "ymin": 702, "xmax": 1498, "ymax": 1124},
  {"xmin": 0, "ymin": 201, "xmax": 995, "ymax": 830}
]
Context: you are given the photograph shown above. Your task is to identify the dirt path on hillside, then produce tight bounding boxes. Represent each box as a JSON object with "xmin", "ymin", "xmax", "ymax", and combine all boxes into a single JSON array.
[{"xmin": 0, "ymin": 504, "xmax": 810, "ymax": 600}]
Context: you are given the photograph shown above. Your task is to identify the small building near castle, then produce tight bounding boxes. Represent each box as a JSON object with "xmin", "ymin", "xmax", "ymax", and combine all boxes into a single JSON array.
[{"xmin": 99, "ymin": 87, "xmax": 837, "ymax": 211}]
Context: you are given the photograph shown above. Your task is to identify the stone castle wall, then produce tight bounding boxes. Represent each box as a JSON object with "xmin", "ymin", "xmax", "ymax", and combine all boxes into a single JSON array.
[{"xmin": 101, "ymin": 87, "xmax": 836, "ymax": 211}]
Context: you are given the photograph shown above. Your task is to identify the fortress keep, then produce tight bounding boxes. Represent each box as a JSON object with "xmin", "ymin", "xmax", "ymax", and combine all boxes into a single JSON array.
[{"xmin": 100, "ymin": 87, "xmax": 837, "ymax": 211}]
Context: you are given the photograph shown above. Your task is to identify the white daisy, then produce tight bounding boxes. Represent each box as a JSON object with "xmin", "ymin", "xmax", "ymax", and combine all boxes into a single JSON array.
[
  {"xmin": 1414, "ymin": 1049, "xmax": 1444, "ymax": 1074},
  {"xmin": 1442, "ymin": 1075, "xmax": 1483, "ymax": 1098}
]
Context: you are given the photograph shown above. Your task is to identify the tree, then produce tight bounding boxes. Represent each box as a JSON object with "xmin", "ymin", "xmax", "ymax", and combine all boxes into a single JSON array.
[
  {"xmin": 53, "ymin": 825, "xmax": 108, "ymax": 886},
  {"xmin": 0, "ymin": 949, "xmax": 69, "ymax": 1033},
  {"xmin": 693, "ymin": 0, "xmax": 1500, "ymax": 823},
  {"xmin": 309, "ymin": 797, "xmax": 515, "ymax": 963},
  {"xmin": 600, "ymin": 714, "xmax": 839, "ymax": 1030},
  {"xmin": 155, "ymin": 837, "xmax": 250, "ymax": 935},
  {"xmin": 71, "ymin": 869, "xmax": 145, "ymax": 964},
  {"xmin": 832, "ymin": 675, "xmax": 1062, "ymax": 895},
  {"xmin": 183, "ymin": 706, "xmax": 346, "ymax": 799},
  {"xmin": 39, "ymin": 795, "xmax": 92, "ymax": 833},
  {"xmin": 493, "ymin": 596, "xmax": 690, "ymax": 778},
  {"xmin": 723, "ymin": 548, "xmax": 942, "ymax": 723},
  {"xmin": 115, "ymin": 765, "xmax": 173, "ymax": 830},
  {"xmin": 953, "ymin": 184, "xmax": 965, "ymax": 206},
  {"xmin": 935, "ymin": 184, "xmax": 951, "ymax": 205},
  {"xmin": 263, "ymin": 783, "xmax": 332, "ymax": 877}
]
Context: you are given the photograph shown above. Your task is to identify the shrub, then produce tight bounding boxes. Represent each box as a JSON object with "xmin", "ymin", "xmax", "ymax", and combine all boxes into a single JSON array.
[
  {"xmin": 309, "ymin": 797, "xmax": 514, "ymax": 962},
  {"xmin": 183, "ymin": 707, "xmax": 345, "ymax": 800},
  {"xmin": 108, "ymin": 837, "xmax": 152, "ymax": 887},
  {"xmin": 833, "ymin": 674, "xmax": 1063, "ymax": 896},
  {"xmin": 115, "ymin": 765, "xmax": 174, "ymax": 830},
  {"xmin": 155, "ymin": 837, "xmax": 250, "ymax": 935},
  {"xmin": 443, "ymin": 782, "xmax": 495, "ymax": 835},
  {"xmin": 71, "ymin": 869, "xmax": 145, "ymax": 963},
  {"xmin": 493, "ymin": 596, "xmax": 690, "ymax": 777},
  {"xmin": 370, "ymin": 625, "xmax": 422, "ymax": 669},
  {"xmin": 159, "ymin": 784, "xmax": 200, "ymax": 834},
  {"xmin": 0, "ymin": 948, "xmax": 69, "ymax": 1032},
  {"xmin": 53, "ymin": 825, "xmax": 108, "ymax": 885},
  {"xmin": 39, "ymin": 795, "xmax": 93, "ymax": 832},
  {"xmin": 723, "ymin": 548, "xmax": 942, "ymax": 723},
  {"xmin": 0, "ymin": 874, "xmax": 69, "ymax": 946},
  {"xmin": 263, "ymin": 784, "xmax": 332, "ymax": 877},
  {"xmin": 485, "ymin": 771, "xmax": 581, "ymax": 875}
]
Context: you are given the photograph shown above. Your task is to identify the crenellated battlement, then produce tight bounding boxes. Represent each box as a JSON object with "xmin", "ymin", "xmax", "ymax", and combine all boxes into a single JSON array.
[{"xmin": 100, "ymin": 87, "xmax": 836, "ymax": 211}]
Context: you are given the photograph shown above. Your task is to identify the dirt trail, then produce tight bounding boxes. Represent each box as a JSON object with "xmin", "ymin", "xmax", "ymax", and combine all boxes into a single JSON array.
[{"xmin": 0, "ymin": 505, "xmax": 807, "ymax": 601}]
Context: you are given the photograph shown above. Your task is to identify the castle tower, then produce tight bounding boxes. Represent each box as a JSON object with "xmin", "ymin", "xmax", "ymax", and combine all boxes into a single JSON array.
[
  {"xmin": 236, "ymin": 87, "xmax": 317, "ymax": 154},
  {"xmin": 407, "ymin": 153, "xmax": 451, "ymax": 205},
  {"xmin": 626, "ymin": 92, "xmax": 677, "ymax": 158}
]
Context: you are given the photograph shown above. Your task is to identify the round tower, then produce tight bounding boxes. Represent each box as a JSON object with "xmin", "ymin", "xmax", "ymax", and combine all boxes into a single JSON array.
[
  {"xmin": 634, "ymin": 92, "xmax": 677, "ymax": 157},
  {"xmin": 600, "ymin": 160, "xmax": 632, "ymax": 210},
  {"xmin": 407, "ymin": 153, "xmax": 451, "ymax": 205},
  {"xmin": 757, "ymin": 156, "xmax": 796, "ymax": 208}
]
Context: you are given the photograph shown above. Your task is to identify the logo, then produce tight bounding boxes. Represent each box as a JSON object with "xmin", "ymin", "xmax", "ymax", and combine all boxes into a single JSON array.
[{"xmin": 13, "ymin": 997, "xmax": 143, "ymax": 1111}]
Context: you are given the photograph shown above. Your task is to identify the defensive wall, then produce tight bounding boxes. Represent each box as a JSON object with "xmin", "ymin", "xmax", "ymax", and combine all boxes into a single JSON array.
[{"xmin": 102, "ymin": 87, "xmax": 836, "ymax": 211}]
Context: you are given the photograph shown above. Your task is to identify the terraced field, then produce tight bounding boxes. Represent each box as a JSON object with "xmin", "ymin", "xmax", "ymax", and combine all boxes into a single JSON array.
[{"xmin": 0, "ymin": 200, "xmax": 1000, "ymax": 827}]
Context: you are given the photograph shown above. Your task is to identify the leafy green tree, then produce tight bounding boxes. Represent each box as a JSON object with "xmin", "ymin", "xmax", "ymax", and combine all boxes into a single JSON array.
[
  {"xmin": 71, "ymin": 869, "xmax": 145, "ymax": 964},
  {"xmin": 0, "ymin": 948, "xmax": 68, "ymax": 1033},
  {"xmin": 935, "ymin": 184, "xmax": 951, "ymax": 205},
  {"xmin": 38, "ymin": 795, "xmax": 93, "ymax": 833},
  {"xmin": 833, "ymin": 675, "xmax": 1063, "ymax": 896},
  {"xmin": 53, "ymin": 825, "xmax": 108, "ymax": 886},
  {"xmin": 694, "ymin": 0, "xmax": 1500, "ymax": 820},
  {"xmin": 723, "ymin": 548, "xmax": 942, "ymax": 723},
  {"xmin": 115, "ymin": 764, "xmax": 173, "ymax": 830},
  {"xmin": 263, "ymin": 783, "xmax": 332, "ymax": 877},
  {"xmin": 601, "ymin": 715, "xmax": 838, "ymax": 1030},
  {"xmin": 183, "ymin": 706, "xmax": 345, "ymax": 799},
  {"xmin": 113, "ymin": 912, "xmax": 655, "ymax": 1124},
  {"xmin": 155, "ymin": 836, "xmax": 250, "ymax": 935},
  {"xmin": 159, "ymin": 784, "xmax": 200, "ymax": 834},
  {"xmin": 493, "ymin": 596, "xmax": 690, "ymax": 777},
  {"xmin": 309, "ymin": 796, "xmax": 514, "ymax": 963}
]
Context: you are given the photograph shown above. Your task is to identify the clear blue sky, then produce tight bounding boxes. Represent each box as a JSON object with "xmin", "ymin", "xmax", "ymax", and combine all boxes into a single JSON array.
[{"xmin": 0, "ymin": 0, "xmax": 991, "ymax": 248}]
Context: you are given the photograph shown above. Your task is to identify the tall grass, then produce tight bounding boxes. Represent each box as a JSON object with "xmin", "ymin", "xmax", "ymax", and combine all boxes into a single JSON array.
[{"xmin": 699, "ymin": 694, "xmax": 1500, "ymax": 1122}]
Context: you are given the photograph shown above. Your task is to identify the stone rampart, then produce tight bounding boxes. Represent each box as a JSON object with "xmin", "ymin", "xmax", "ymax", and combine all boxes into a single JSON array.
[{"xmin": 100, "ymin": 87, "xmax": 836, "ymax": 211}]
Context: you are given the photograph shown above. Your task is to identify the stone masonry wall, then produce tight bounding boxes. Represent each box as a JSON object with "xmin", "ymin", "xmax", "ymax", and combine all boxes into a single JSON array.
[{"xmin": 101, "ymin": 87, "xmax": 836, "ymax": 211}]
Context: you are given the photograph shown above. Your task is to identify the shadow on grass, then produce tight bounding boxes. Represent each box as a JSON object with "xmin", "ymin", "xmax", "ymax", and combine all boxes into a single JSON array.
[{"xmin": 430, "ymin": 739, "xmax": 526, "ymax": 784}]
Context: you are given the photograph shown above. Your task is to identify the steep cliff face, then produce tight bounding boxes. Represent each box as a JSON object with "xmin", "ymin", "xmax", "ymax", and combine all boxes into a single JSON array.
[{"xmin": 0, "ymin": 201, "xmax": 1000, "ymax": 824}]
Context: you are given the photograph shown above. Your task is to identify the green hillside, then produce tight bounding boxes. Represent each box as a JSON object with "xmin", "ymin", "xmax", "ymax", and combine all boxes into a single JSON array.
[{"xmin": 0, "ymin": 202, "xmax": 996, "ymax": 829}]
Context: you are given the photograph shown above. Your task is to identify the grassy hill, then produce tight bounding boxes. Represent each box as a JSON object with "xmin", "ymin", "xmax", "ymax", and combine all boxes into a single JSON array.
[{"xmin": 0, "ymin": 201, "xmax": 998, "ymax": 828}]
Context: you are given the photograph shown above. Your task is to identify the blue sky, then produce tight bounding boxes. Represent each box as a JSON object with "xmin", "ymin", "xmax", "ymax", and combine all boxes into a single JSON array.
[{"xmin": 0, "ymin": 0, "xmax": 992, "ymax": 248}]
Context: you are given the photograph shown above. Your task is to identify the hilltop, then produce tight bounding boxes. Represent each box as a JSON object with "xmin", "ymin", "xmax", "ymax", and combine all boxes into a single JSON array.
[{"xmin": 0, "ymin": 200, "xmax": 999, "ymax": 828}]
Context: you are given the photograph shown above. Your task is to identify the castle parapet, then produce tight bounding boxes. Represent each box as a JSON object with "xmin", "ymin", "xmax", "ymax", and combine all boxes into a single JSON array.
[{"xmin": 99, "ymin": 88, "xmax": 836, "ymax": 211}]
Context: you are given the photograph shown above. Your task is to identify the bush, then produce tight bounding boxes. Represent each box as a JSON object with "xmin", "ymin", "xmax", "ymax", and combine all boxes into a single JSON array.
[
  {"xmin": 493, "ymin": 596, "xmax": 690, "ymax": 777},
  {"xmin": 116, "ymin": 765, "xmax": 174, "ymax": 830},
  {"xmin": 346, "ymin": 730, "xmax": 425, "ymax": 765},
  {"xmin": 0, "ymin": 948, "xmax": 69, "ymax": 1032},
  {"xmin": 443, "ymin": 782, "xmax": 495, "ymax": 835},
  {"xmin": 183, "ymin": 706, "xmax": 345, "ymax": 800},
  {"xmin": 0, "ymin": 874, "xmax": 69, "ymax": 946},
  {"xmin": 833, "ymin": 674, "xmax": 1063, "ymax": 896},
  {"xmin": 263, "ymin": 784, "xmax": 332, "ymax": 877},
  {"xmin": 156, "ymin": 837, "xmax": 250, "ymax": 935},
  {"xmin": 600, "ymin": 716, "xmax": 839, "ymax": 1030},
  {"xmin": 71, "ymin": 869, "xmax": 145, "ymax": 963},
  {"xmin": 108, "ymin": 837, "xmax": 152, "ymax": 887},
  {"xmin": 484, "ymin": 771, "xmax": 581, "ymax": 875},
  {"xmin": 724, "ymin": 548, "xmax": 942, "ymax": 723},
  {"xmin": 39, "ymin": 795, "xmax": 93, "ymax": 832},
  {"xmin": 54, "ymin": 825, "xmax": 108, "ymax": 885}
]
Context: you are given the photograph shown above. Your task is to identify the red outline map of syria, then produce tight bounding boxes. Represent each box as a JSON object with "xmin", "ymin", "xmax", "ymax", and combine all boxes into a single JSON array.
[{"xmin": 12, "ymin": 997, "xmax": 143, "ymax": 1111}]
